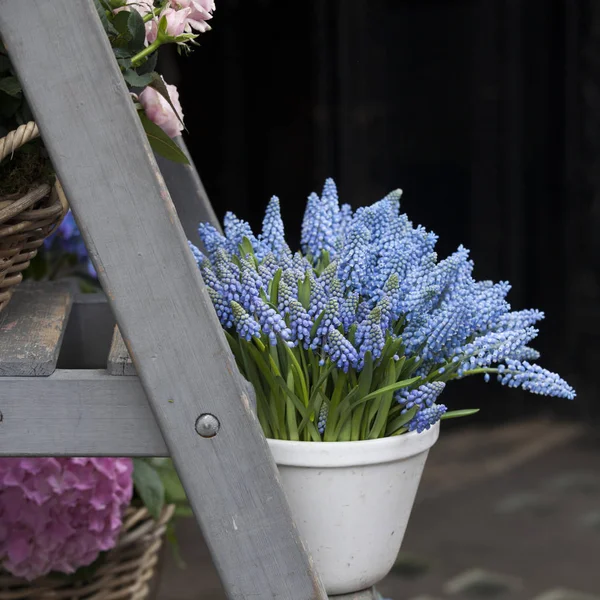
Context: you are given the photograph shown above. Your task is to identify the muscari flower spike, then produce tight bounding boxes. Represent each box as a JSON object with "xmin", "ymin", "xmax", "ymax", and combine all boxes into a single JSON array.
[
  {"xmin": 408, "ymin": 404, "xmax": 448, "ymax": 433},
  {"xmin": 397, "ymin": 381, "xmax": 446, "ymax": 414}
]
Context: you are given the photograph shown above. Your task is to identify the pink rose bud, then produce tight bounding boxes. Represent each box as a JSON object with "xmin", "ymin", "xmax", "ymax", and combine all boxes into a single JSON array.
[
  {"xmin": 160, "ymin": 7, "xmax": 192, "ymax": 38},
  {"xmin": 138, "ymin": 82, "xmax": 184, "ymax": 139}
]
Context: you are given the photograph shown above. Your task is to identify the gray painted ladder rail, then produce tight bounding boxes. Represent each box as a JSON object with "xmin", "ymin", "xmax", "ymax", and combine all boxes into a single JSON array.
[{"xmin": 0, "ymin": 1, "xmax": 325, "ymax": 598}]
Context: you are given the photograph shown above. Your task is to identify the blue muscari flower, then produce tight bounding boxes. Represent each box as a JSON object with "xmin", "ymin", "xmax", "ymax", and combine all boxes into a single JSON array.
[
  {"xmin": 278, "ymin": 280, "xmax": 296, "ymax": 314},
  {"xmin": 338, "ymin": 203, "xmax": 353, "ymax": 236},
  {"xmin": 498, "ymin": 359, "xmax": 576, "ymax": 399},
  {"xmin": 324, "ymin": 329, "xmax": 360, "ymax": 372},
  {"xmin": 396, "ymin": 381, "xmax": 446, "ymax": 414},
  {"xmin": 308, "ymin": 272, "xmax": 327, "ymax": 317},
  {"xmin": 199, "ymin": 261, "xmax": 222, "ymax": 292},
  {"xmin": 44, "ymin": 210, "xmax": 97, "ymax": 278},
  {"xmin": 408, "ymin": 404, "xmax": 447, "ymax": 433},
  {"xmin": 337, "ymin": 222, "xmax": 370, "ymax": 292},
  {"xmin": 301, "ymin": 191, "xmax": 337, "ymax": 260},
  {"xmin": 356, "ymin": 300, "xmax": 372, "ymax": 324},
  {"xmin": 468, "ymin": 280, "xmax": 511, "ymax": 332},
  {"xmin": 259, "ymin": 196, "xmax": 288, "ymax": 258},
  {"xmin": 214, "ymin": 249, "xmax": 242, "ymax": 304},
  {"xmin": 512, "ymin": 346, "xmax": 541, "ymax": 361},
  {"xmin": 375, "ymin": 295, "xmax": 393, "ymax": 333},
  {"xmin": 456, "ymin": 326, "xmax": 539, "ymax": 375},
  {"xmin": 340, "ymin": 291, "xmax": 359, "ymax": 332},
  {"xmin": 495, "ymin": 309, "xmax": 545, "ymax": 332},
  {"xmin": 198, "ymin": 222, "xmax": 228, "ymax": 258},
  {"xmin": 46, "ymin": 210, "xmax": 78, "ymax": 249},
  {"xmin": 239, "ymin": 258, "xmax": 264, "ymax": 312},
  {"xmin": 223, "ymin": 212, "xmax": 264, "ymax": 256},
  {"xmin": 314, "ymin": 297, "xmax": 341, "ymax": 339},
  {"xmin": 282, "ymin": 267, "xmax": 301, "ymax": 291},
  {"xmin": 188, "ymin": 241, "xmax": 206, "ymax": 267},
  {"xmin": 254, "ymin": 299, "xmax": 292, "ymax": 345},
  {"xmin": 318, "ymin": 260, "xmax": 340, "ymax": 294},
  {"xmin": 292, "ymin": 251, "xmax": 312, "ymax": 275},
  {"xmin": 317, "ymin": 401, "xmax": 328, "ymax": 434},
  {"xmin": 288, "ymin": 300, "xmax": 314, "ymax": 348},
  {"xmin": 231, "ymin": 301, "xmax": 261, "ymax": 341},
  {"xmin": 258, "ymin": 253, "xmax": 279, "ymax": 280},
  {"xmin": 207, "ymin": 287, "xmax": 234, "ymax": 329},
  {"xmin": 381, "ymin": 273, "xmax": 401, "ymax": 314},
  {"xmin": 356, "ymin": 306, "xmax": 386, "ymax": 364}
]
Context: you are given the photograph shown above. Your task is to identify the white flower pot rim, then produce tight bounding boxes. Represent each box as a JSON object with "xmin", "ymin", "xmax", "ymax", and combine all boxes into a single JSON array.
[{"xmin": 267, "ymin": 421, "xmax": 439, "ymax": 468}]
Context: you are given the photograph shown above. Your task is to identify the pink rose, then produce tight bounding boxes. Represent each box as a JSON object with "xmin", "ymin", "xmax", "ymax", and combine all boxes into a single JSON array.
[
  {"xmin": 170, "ymin": 0, "xmax": 214, "ymax": 33},
  {"xmin": 138, "ymin": 82, "xmax": 184, "ymax": 138},
  {"xmin": 159, "ymin": 7, "xmax": 192, "ymax": 38},
  {"xmin": 114, "ymin": 0, "xmax": 153, "ymax": 16}
]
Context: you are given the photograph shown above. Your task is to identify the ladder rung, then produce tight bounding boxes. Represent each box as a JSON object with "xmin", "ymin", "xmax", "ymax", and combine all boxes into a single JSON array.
[
  {"xmin": 0, "ymin": 369, "xmax": 167, "ymax": 456},
  {"xmin": 0, "ymin": 281, "xmax": 73, "ymax": 377},
  {"xmin": 107, "ymin": 325, "xmax": 136, "ymax": 375}
]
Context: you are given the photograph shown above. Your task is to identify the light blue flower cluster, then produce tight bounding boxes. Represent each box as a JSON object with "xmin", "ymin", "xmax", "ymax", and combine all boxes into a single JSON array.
[
  {"xmin": 44, "ymin": 210, "xmax": 97, "ymax": 278},
  {"xmin": 191, "ymin": 178, "xmax": 575, "ymax": 437}
]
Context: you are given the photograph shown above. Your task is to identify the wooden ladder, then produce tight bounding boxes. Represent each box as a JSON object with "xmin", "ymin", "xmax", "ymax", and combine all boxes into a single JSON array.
[{"xmin": 0, "ymin": 1, "xmax": 377, "ymax": 599}]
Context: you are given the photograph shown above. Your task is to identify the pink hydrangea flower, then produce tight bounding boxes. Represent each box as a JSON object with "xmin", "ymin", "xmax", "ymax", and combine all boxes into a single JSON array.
[
  {"xmin": 170, "ymin": 0, "xmax": 215, "ymax": 33},
  {"xmin": 0, "ymin": 458, "xmax": 133, "ymax": 581},
  {"xmin": 138, "ymin": 81, "xmax": 184, "ymax": 138}
]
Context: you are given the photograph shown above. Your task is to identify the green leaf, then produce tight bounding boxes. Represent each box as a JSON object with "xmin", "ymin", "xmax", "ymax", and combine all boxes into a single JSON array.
[
  {"xmin": 133, "ymin": 458, "xmax": 165, "ymax": 520},
  {"xmin": 0, "ymin": 77, "xmax": 22, "ymax": 97},
  {"xmin": 441, "ymin": 408, "xmax": 480, "ymax": 420},
  {"xmin": 0, "ymin": 55, "xmax": 11, "ymax": 73},
  {"xmin": 166, "ymin": 522, "xmax": 187, "ymax": 569},
  {"xmin": 93, "ymin": 0, "xmax": 118, "ymax": 35},
  {"xmin": 112, "ymin": 10, "xmax": 132, "ymax": 36},
  {"xmin": 136, "ymin": 51, "xmax": 158, "ymax": 76},
  {"xmin": 156, "ymin": 463, "xmax": 187, "ymax": 505},
  {"xmin": 269, "ymin": 268, "xmax": 282, "ymax": 306},
  {"xmin": 368, "ymin": 358, "xmax": 398, "ymax": 439},
  {"xmin": 174, "ymin": 505, "xmax": 194, "ymax": 518},
  {"xmin": 124, "ymin": 69, "xmax": 154, "ymax": 88},
  {"xmin": 386, "ymin": 406, "xmax": 418, "ymax": 436},
  {"xmin": 127, "ymin": 9, "xmax": 146, "ymax": 50},
  {"xmin": 149, "ymin": 72, "xmax": 185, "ymax": 127},
  {"xmin": 139, "ymin": 111, "xmax": 189, "ymax": 164},
  {"xmin": 357, "ymin": 376, "xmax": 422, "ymax": 405}
]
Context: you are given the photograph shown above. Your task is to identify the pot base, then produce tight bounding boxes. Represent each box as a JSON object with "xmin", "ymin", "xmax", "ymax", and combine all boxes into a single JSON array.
[{"xmin": 268, "ymin": 423, "xmax": 439, "ymax": 595}]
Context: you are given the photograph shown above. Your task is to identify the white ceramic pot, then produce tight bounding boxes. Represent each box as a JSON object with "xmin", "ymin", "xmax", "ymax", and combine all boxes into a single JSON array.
[{"xmin": 267, "ymin": 422, "xmax": 439, "ymax": 596}]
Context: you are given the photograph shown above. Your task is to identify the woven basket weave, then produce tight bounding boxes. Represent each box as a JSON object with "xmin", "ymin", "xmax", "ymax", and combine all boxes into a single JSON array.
[
  {"xmin": 0, "ymin": 504, "xmax": 175, "ymax": 600},
  {"xmin": 0, "ymin": 121, "xmax": 68, "ymax": 312}
]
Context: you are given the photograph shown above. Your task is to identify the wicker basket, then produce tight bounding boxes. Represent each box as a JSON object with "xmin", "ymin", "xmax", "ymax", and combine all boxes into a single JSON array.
[
  {"xmin": 0, "ymin": 504, "xmax": 175, "ymax": 600},
  {"xmin": 0, "ymin": 121, "xmax": 68, "ymax": 312}
]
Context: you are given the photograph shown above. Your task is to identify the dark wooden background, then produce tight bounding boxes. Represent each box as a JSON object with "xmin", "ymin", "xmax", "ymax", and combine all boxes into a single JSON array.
[{"xmin": 161, "ymin": 0, "xmax": 599, "ymax": 426}]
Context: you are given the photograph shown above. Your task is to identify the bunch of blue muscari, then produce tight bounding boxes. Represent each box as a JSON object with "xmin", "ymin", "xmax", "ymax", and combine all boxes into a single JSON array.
[{"xmin": 189, "ymin": 179, "xmax": 575, "ymax": 441}]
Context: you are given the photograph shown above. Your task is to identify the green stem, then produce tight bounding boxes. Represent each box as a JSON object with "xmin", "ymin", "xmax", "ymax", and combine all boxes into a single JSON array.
[
  {"xmin": 143, "ymin": 7, "xmax": 162, "ymax": 22},
  {"xmin": 461, "ymin": 367, "xmax": 499, "ymax": 377},
  {"xmin": 131, "ymin": 39, "xmax": 161, "ymax": 67}
]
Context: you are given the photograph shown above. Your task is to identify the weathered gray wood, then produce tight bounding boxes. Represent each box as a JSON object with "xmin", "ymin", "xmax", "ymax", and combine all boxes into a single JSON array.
[
  {"xmin": 107, "ymin": 326, "xmax": 136, "ymax": 376},
  {"xmin": 0, "ymin": 281, "xmax": 73, "ymax": 376},
  {"xmin": 0, "ymin": 370, "xmax": 166, "ymax": 456},
  {"xmin": 155, "ymin": 138, "xmax": 222, "ymax": 246},
  {"xmin": 107, "ymin": 325, "xmax": 257, "ymax": 413},
  {"xmin": 329, "ymin": 590, "xmax": 377, "ymax": 600},
  {"xmin": 57, "ymin": 291, "xmax": 115, "ymax": 370},
  {"xmin": 0, "ymin": 3, "xmax": 325, "ymax": 599}
]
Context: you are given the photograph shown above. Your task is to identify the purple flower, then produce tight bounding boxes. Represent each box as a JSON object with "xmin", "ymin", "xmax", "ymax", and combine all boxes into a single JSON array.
[{"xmin": 0, "ymin": 457, "xmax": 132, "ymax": 580}]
